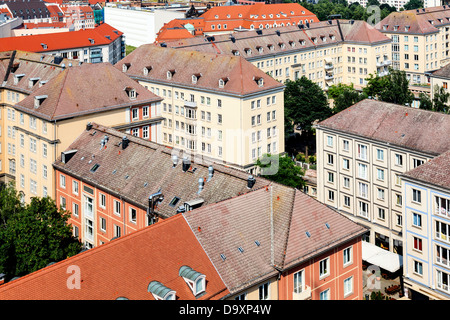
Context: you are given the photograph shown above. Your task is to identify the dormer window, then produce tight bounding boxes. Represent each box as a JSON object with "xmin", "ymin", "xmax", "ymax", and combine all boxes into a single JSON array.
[
  {"xmin": 41, "ymin": 43, "xmax": 47, "ymax": 50},
  {"xmin": 312, "ymin": 37, "xmax": 317, "ymax": 43},
  {"xmin": 279, "ymin": 42, "xmax": 285, "ymax": 49},
  {"xmin": 88, "ymin": 38, "xmax": 95, "ymax": 44},
  {"xmin": 254, "ymin": 76, "xmax": 264, "ymax": 87},
  {"xmin": 179, "ymin": 266, "xmax": 206, "ymax": 297},
  {"xmin": 167, "ymin": 69, "xmax": 175, "ymax": 79},
  {"xmin": 244, "ymin": 48, "xmax": 252, "ymax": 55},
  {"xmin": 321, "ymin": 36, "xmax": 326, "ymax": 42},
  {"xmin": 124, "ymin": 87, "xmax": 137, "ymax": 100},
  {"xmin": 405, "ymin": 25, "xmax": 410, "ymax": 31},
  {"xmin": 192, "ymin": 73, "xmax": 201, "ymax": 84},
  {"xmin": 28, "ymin": 77, "xmax": 40, "ymax": 88},
  {"xmin": 232, "ymin": 50, "xmax": 240, "ymax": 56},
  {"xmin": 383, "ymin": 24, "xmax": 388, "ymax": 31},
  {"xmin": 148, "ymin": 281, "xmax": 176, "ymax": 300},
  {"xmin": 34, "ymin": 95, "xmax": 48, "ymax": 108},
  {"xmin": 14, "ymin": 74, "xmax": 25, "ymax": 85},
  {"xmin": 299, "ymin": 39, "xmax": 305, "ymax": 45},
  {"xmin": 143, "ymin": 66, "xmax": 152, "ymax": 75},
  {"xmin": 122, "ymin": 63, "xmax": 130, "ymax": 72},
  {"xmin": 256, "ymin": 46, "xmax": 263, "ymax": 53},
  {"xmin": 289, "ymin": 40, "xmax": 295, "ymax": 47},
  {"xmin": 330, "ymin": 35, "xmax": 335, "ymax": 40},
  {"xmin": 393, "ymin": 25, "xmax": 399, "ymax": 31},
  {"xmin": 215, "ymin": 14, "xmax": 219, "ymax": 19},
  {"xmin": 267, "ymin": 44, "xmax": 274, "ymax": 51},
  {"xmin": 39, "ymin": 80, "xmax": 48, "ymax": 88},
  {"xmin": 218, "ymin": 77, "xmax": 229, "ymax": 88}
]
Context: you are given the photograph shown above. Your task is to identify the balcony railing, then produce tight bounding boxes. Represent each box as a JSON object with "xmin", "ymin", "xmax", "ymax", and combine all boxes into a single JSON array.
[
  {"xmin": 184, "ymin": 100, "xmax": 197, "ymax": 108},
  {"xmin": 293, "ymin": 286, "xmax": 311, "ymax": 300},
  {"xmin": 324, "ymin": 64, "xmax": 333, "ymax": 70},
  {"xmin": 325, "ymin": 75, "xmax": 334, "ymax": 81}
]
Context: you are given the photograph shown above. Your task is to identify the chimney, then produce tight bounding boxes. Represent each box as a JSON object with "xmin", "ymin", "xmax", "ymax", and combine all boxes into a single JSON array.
[
  {"xmin": 121, "ymin": 136, "xmax": 129, "ymax": 149},
  {"xmin": 207, "ymin": 165, "xmax": 214, "ymax": 182},
  {"xmin": 86, "ymin": 122, "xmax": 93, "ymax": 131},
  {"xmin": 247, "ymin": 175, "xmax": 256, "ymax": 189},
  {"xmin": 182, "ymin": 157, "xmax": 190, "ymax": 172},
  {"xmin": 197, "ymin": 177, "xmax": 204, "ymax": 194}
]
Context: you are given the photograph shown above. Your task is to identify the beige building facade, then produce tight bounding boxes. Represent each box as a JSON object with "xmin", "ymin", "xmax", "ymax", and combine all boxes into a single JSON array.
[
  {"xmin": 315, "ymin": 99, "xmax": 450, "ymax": 258},
  {"xmin": 117, "ymin": 45, "xmax": 285, "ymax": 174}
]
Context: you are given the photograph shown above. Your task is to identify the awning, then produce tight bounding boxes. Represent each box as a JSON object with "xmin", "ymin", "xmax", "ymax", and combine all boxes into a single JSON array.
[{"xmin": 362, "ymin": 241, "xmax": 403, "ymax": 273}]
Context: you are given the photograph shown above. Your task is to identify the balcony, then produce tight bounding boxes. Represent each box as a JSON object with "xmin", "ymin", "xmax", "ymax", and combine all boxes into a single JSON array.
[
  {"xmin": 324, "ymin": 63, "xmax": 333, "ymax": 70},
  {"xmin": 325, "ymin": 74, "xmax": 334, "ymax": 81},
  {"xmin": 292, "ymin": 286, "xmax": 311, "ymax": 300},
  {"xmin": 184, "ymin": 100, "xmax": 197, "ymax": 108}
]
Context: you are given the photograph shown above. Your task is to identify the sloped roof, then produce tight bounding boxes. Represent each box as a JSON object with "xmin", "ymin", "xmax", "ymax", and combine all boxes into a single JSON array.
[
  {"xmin": 402, "ymin": 149, "xmax": 450, "ymax": 190},
  {"xmin": 116, "ymin": 45, "xmax": 284, "ymax": 96},
  {"xmin": 316, "ymin": 99, "xmax": 450, "ymax": 156},
  {"xmin": 53, "ymin": 123, "xmax": 269, "ymax": 219},
  {"xmin": 0, "ymin": 23, "xmax": 122, "ymax": 52},
  {"xmin": 0, "ymin": 214, "xmax": 229, "ymax": 300},
  {"xmin": 431, "ymin": 62, "xmax": 450, "ymax": 79},
  {"xmin": 0, "ymin": 50, "xmax": 78, "ymax": 94},
  {"xmin": 183, "ymin": 183, "xmax": 366, "ymax": 295},
  {"xmin": 156, "ymin": 27, "xmax": 195, "ymax": 42},
  {"xmin": 14, "ymin": 62, "xmax": 162, "ymax": 121},
  {"xmin": 375, "ymin": 9, "xmax": 445, "ymax": 34},
  {"xmin": 162, "ymin": 20, "xmax": 389, "ymax": 59}
]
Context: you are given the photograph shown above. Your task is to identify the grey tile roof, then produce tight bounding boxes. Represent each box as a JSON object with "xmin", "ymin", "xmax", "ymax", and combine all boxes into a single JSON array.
[
  {"xmin": 316, "ymin": 99, "xmax": 450, "ymax": 156},
  {"xmin": 402, "ymin": 150, "xmax": 450, "ymax": 190},
  {"xmin": 53, "ymin": 122, "xmax": 268, "ymax": 219}
]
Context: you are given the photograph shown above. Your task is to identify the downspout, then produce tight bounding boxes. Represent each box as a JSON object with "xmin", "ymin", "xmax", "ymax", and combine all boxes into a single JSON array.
[{"xmin": 53, "ymin": 119, "xmax": 57, "ymax": 199}]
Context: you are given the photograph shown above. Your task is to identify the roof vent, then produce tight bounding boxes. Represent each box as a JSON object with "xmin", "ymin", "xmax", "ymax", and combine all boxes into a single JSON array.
[
  {"xmin": 197, "ymin": 177, "xmax": 204, "ymax": 194},
  {"xmin": 86, "ymin": 122, "xmax": 93, "ymax": 131},
  {"xmin": 172, "ymin": 154, "xmax": 178, "ymax": 167},
  {"xmin": 276, "ymin": 30, "xmax": 281, "ymax": 36},
  {"xmin": 121, "ymin": 136, "xmax": 129, "ymax": 149},
  {"xmin": 247, "ymin": 175, "xmax": 256, "ymax": 189},
  {"xmin": 207, "ymin": 165, "xmax": 214, "ymax": 182}
]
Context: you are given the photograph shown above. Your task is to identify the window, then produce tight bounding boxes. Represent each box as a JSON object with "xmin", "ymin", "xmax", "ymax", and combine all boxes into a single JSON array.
[
  {"xmin": 114, "ymin": 225, "xmax": 121, "ymax": 238},
  {"xmin": 328, "ymin": 190, "xmax": 334, "ymax": 201},
  {"xmin": 327, "ymin": 154, "xmax": 334, "ymax": 165},
  {"xmin": 359, "ymin": 182, "xmax": 368, "ymax": 199},
  {"xmin": 414, "ymin": 261, "xmax": 423, "ymax": 276},
  {"xmin": 378, "ymin": 208, "xmax": 385, "ymax": 220},
  {"xmin": 343, "ymin": 158, "xmax": 350, "ymax": 170},
  {"xmin": 99, "ymin": 193, "xmax": 106, "ymax": 209},
  {"xmin": 60, "ymin": 196, "xmax": 66, "ymax": 210},
  {"xmin": 343, "ymin": 140, "xmax": 349, "ymax": 151},
  {"xmin": 395, "ymin": 154, "xmax": 403, "ymax": 166},
  {"xmin": 376, "ymin": 149, "xmax": 384, "ymax": 161},
  {"xmin": 114, "ymin": 200, "xmax": 121, "ymax": 216},
  {"xmin": 60, "ymin": 174, "xmax": 66, "ymax": 188},
  {"xmin": 343, "ymin": 177, "xmax": 350, "ymax": 189},
  {"xmin": 343, "ymin": 247, "xmax": 352, "ymax": 266},
  {"xmin": 143, "ymin": 126, "xmax": 149, "ymax": 139},
  {"xmin": 413, "ymin": 158, "xmax": 424, "ymax": 168},
  {"xmin": 358, "ymin": 163, "xmax": 368, "ymax": 179},
  {"xmin": 413, "ymin": 237, "xmax": 423, "ymax": 252},
  {"xmin": 412, "ymin": 189, "xmax": 422, "ymax": 203},
  {"xmin": 344, "ymin": 196, "xmax": 351, "ymax": 207},
  {"xmin": 328, "ymin": 172, "xmax": 334, "ymax": 183},
  {"xmin": 357, "ymin": 144, "xmax": 367, "ymax": 160},
  {"xmin": 327, "ymin": 135, "xmax": 333, "ymax": 147},
  {"xmin": 377, "ymin": 168, "xmax": 385, "ymax": 181},
  {"xmin": 130, "ymin": 207, "xmax": 137, "ymax": 223},
  {"xmin": 73, "ymin": 203, "xmax": 79, "ymax": 217},
  {"xmin": 30, "ymin": 138, "xmax": 37, "ymax": 153},
  {"xmin": 377, "ymin": 188, "xmax": 385, "ymax": 200},
  {"xmin": 344, "ymin": 277, "xmax": 353, "ymax": 296},
  {"xmin": 396, "ymin": 194, "xmax": 402, "ymax": 206},
  {"xmin": 30, "ymin": 179, "xmax": 37, "ymax": 195},
  {"xmin": 259, "ymin": 282, "xmax": 269, "ymax": 300},
  {"xmin": 72, "ymin": 180, "xmax": 79, "ymax": 195},
  {"xmin": 293, "ymin": 270, "xmax": 305, "ymax": 294},
  {"xmin": 320, "ymin": 289, "xmax": 330, "ymax": 300},
  {"xmin": 413, "ymin": 212, "xmax": 422, "ymax": 228},
  {"xmin": 319, "ymin": 258, "xmax": 330, "ymax": 278},
  {"xmin": 359, "ymin": 201, "xmax": 368, "ymax": 218},
  {"xmin": 100, "ymin": 217, "xmax": 106, "ymax": 232}
]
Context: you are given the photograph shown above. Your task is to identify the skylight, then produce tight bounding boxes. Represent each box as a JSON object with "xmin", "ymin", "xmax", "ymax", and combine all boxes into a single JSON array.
[{"xmin": 90, "ymin": 164, "xmax": 100, "ymax": 173}]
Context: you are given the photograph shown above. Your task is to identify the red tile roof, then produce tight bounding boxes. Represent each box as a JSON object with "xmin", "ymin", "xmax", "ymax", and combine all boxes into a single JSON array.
[
  {"xmin": 0, "ymin": 214, "xmax": 229, "ymax": 300},
  {"xmin": 0, "ymin": 23, "xmax": 122, "ymax": 52}
]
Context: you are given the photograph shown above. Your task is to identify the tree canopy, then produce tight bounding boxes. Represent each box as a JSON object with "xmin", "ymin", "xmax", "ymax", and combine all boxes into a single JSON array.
[
  {"xmin": 403, "ymin": 0, "xmax": 424, "ymax": 10},
  {"xmin": 0, "ymin": 183, "xmax": 81, "ymax": 280},
  {"xmin": 420, "ymin": 85, "xmax": 450, "ymax": 113},
  {"xmin": 327, "ymin": 83, "xmax": 367, "ymax": 113},
  {"xmin": 284, "ymin": 76, "xmax": 333, "ymax": 136},
  {"xmin": 257, "ymin": 154, "xmax": 305, "ymax": 189}
]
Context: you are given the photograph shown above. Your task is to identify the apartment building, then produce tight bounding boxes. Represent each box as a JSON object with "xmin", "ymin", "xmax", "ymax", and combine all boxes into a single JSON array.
[
  {"xmin": 5, "ymin": 62, "xmax": 162, "ymax": 202},
  {"xmin": 117, "ymin": 45, "xmax": 285, "ymax": 173},
  {"xmin": 401, "ymin": 150, "xmax": 450, "ymax": 300},
  {"xmin": 155, "ymin": 2, "xmax": 319, "ymax": 42},
  {"xmin": 315, "ymin": 99, "xmax": 450, "ymax": 260},
  {"xmin": 0, "ymin": 23, "xmax": 125, "ymax": 64},
  {"xmin": 1, "ymin": 139, "xmax": 367, "ymax": 299},
  {"xmin": 375, "ymin": 6, "xmax": 450, "ymax": 86},
  {"xmin": 163, "ymin": 19, "xmax": 392, "ymax": 90},
  {"xmin": 0, "ymin": 50, "xmax": 77, "ymax": 184}
]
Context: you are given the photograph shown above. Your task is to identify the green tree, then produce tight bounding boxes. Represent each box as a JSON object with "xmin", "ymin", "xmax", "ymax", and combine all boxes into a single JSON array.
[
  {"xmin": 403, "ymin": 0, "xmax": 423, "ymax": 10},
  {"xmin": 0, "ymin": 182, "xmax": 22, "ymax": 225},
  {"xmin": 432, "ymin": 85, "xmax": 450, "ymax": 113},
  {"xmin": 418, "ymin": 92, "xmax": 433, "ymax": 110},
  {"xmin": 257, "ymin": 154, "xmax": 305, "ymax": 189},
  {"xmin": 0, "ymin": 185, "xmax": 81, "ymax": 280},
  {"xmin": 364, "ymin": 69, "xmax": 414, "ymax": 106},
  {"xmin": 284, "ymin": 76, "xmax": 332, "ymax": 136},
  {"xmin": 328, "ymin": 83, "xmax": 367, "ymax": 113}
]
